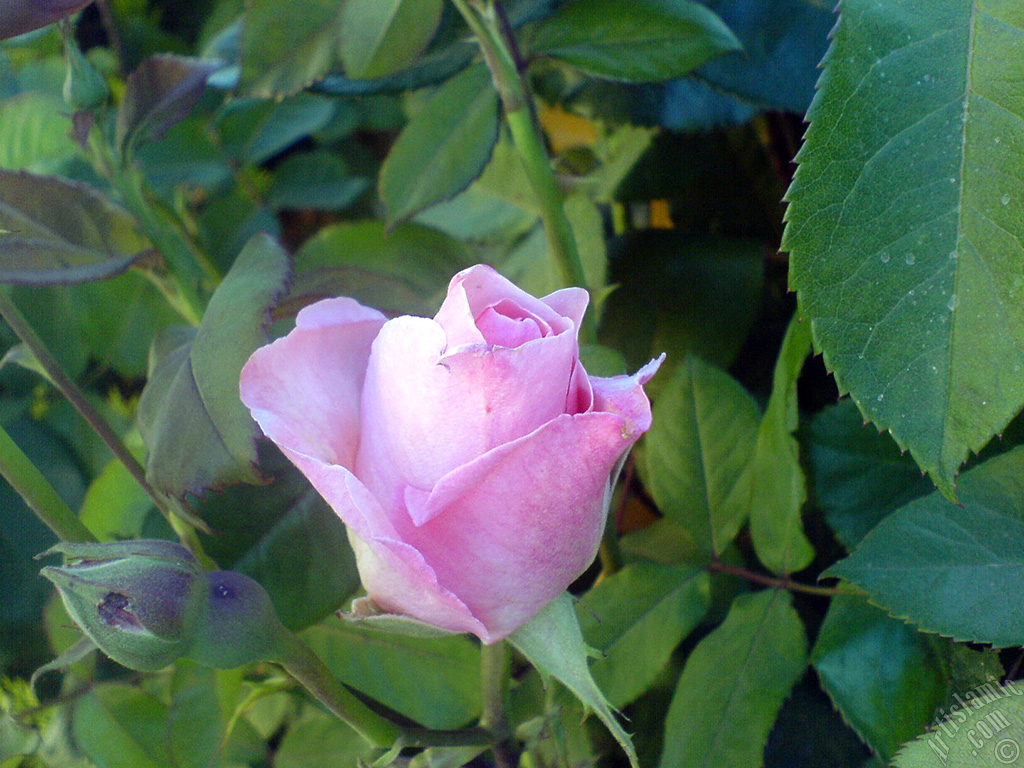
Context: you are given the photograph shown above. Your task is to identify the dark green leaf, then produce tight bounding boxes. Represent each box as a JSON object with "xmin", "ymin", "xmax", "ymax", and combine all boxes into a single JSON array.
[
  {"xmin": 138, "ymin": 234, "xmax": 290, "ymax": 498},
  {"xmin": 267, "ymin": 151, "xmax": 368, "ymax": 211},
  {"xmin": 339, "ymin": 0, "xmax": 443, "ymax": 80},
  {"xmin": 0, "ymin": 172, "xmax": 150, "ymax": 284},
  {"xmin": 290, "ymin": 220, "xmax": 472, "ymax": 317},
  {"xmin": 532, "ymin": 0, "xmax": 741, "ymax": 82},
  {"xmin": 510, "ymin": 593, "xmax": 639, "ymax": 768},
  {"xmin": 811, "ymin": 594, "xmax": 947, "ymax": 761},
  {"xmin": 304, "ymin": 617, "xmax": 481, "ymax": 730},
  {"xmin": 784, "ymin": 0, "xmax": 1024, "ymax": 497},
  {"xmin": 576, "ymin": 562, "xmax": 709, "ymax": 708},
  {"xmin": 240, "ymin": 0, "xmax": 343, "ymax": 98},
  {"xmin": 217, "ymin": 93, "xmax": 337, "ymax": 165},
  {"xmin": 640, "ymin": 355, "xmax": 760, "ymax": 558},
  {"xmin": 116, "ymin": 55, "xmax": 218, "ymax": 158},
  {"xmin": 379, "ymin": 63, "xmax": 500, "ymax": 224},
  {"xmin": 827, "ymin": 445, "xmax": 1024, "ymax": 647},
  {"xmin": 659, "ymin": 589, "xmax": 807, "ymax": 768},
  {"xmin": 274, "ymin": 705, "xmax": 373, "ymax": 767},
  {"xmin": 807, "ymin": 399, "xmax": 934, "ymax": 549},
  {"xmin": 745, "ymin": 314, "xmax": 814, "ymax": 575}
]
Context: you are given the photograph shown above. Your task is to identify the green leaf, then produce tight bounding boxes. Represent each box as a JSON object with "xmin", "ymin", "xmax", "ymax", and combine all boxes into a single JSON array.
[
  {"xmin": 510, "ymin": 593, "xmax": 639, "ymax": 768},
  {"xmin": 291, "ymin": 220, "xmax": 472, "ymax": 317},
  {"xmin": 826, "ymin": 445, "xmax": 1024, "ymax": 647},
  {"xmin": 811, "ymin": 594, "xmax": 947, "ymax": 761},
  {"xmin": 78, "ymin": 455, "xmax": 154, "ymax": 542},
  {"xmin": 745, "ymin": 314, "xmax": 815, "ymax": 574},
  {"xmin": 576, "ymin": 562, "xmax": 709, "ymax": 708},
  {"xmin": 0, "ymin": 172, "xmax": 150, "ymax": 285},
  {"xmin": 379, "ymin": 63, "xmax": 500, "ymax": 224},
  {"xmin": 116, "ymin": 55, "xmax": 218, "ymax": 159},
  {"xmin": 339, "ymin": 0, "xmax": 443, "ymax": 80},
  {"xmin": 303, "ymin": 617, "xmax": 481, "ymax": 730},
  {"xmin": 240, "ymin": 0, "xmax": 342, "ymax": 98},
  {"xmin": 0, "ymin": 93, "xmax": 79, "ymax": 174},
  {"xmin": 72, "ymin": 684, "xmax": 173, "ymax": 768},
  {"xmin": 274, "ymin": 705, "xmax": 373, "ymax": 768},
  {"xmin": 531, "ymin": 0, "xmax": 741, "ymax": 82},
  {"xmin": 138, "ymin": 233, "xmax": 290, "ymax": 498},
  {"xmin": 217, "ymin": 94, "xmax": 337, "ymax": 166},
  {"xmin": 639, "ymin": 355, "xmax": 760, "ymax": 558},
  {"xmin": 807, "ymin": 399, "xmax": 935, "ymax": 549},
  {"xmin": 267, "ymin": 151, "xmax": 368, "ymax": 211},
  {"xmin": 659, "ymin": 589, "xmax": 807, "ymax": 768},
  {"xmin": 892, "ymin": 682, "xmax": 1024, "ymax": 768},
  {"xmin": 783, "ymin": 0, "xmax": 1024, "ymax": 497}
]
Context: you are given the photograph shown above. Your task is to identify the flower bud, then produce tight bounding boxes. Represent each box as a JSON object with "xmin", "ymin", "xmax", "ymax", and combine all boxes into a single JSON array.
[
  {"xmin": 62, "ymin": 30, "xmax": 109, "ymax": 110},
  {"xmin": 40, "ymin": 540, "xmax": 208, "ymax": 672}
]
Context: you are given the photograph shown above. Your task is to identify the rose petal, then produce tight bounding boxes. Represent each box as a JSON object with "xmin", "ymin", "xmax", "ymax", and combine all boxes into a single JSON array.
[
  {"xmin": 540, "ymin": 286, "xmax": 589, "ymax": 333},
  {"xmin": 398, "ymin": 411, "xmax": 637, "ymax": 640},
  {"xmin": 272, "ymin": 443, "xmax": 490, "ymax": 639},
  {"xmin": 588, "ymin": 354, "xmax": 666, "ymax": 438},
  {"xmin": 356, "ymin": 315, "xmax": 580, "ymax": 506},
  {"xmin": 240, "ymin": 297, "xmax": 385, "ymax": 469}
]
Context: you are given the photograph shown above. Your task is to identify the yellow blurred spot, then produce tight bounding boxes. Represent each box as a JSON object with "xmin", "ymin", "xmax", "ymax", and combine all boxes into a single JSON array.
[
  {"xmin": 649, "ymin": 200, "xmax": 674, "ymax": 229},
  {"xmin": 537, "ymin": 102, "xmax": 598, "ymax": 154}
]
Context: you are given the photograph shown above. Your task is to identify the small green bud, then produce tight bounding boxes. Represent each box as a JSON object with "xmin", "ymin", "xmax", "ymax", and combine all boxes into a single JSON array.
[
  {"xmin": 61, "ymin": 26, "xmax": 109, "ymax": 110},
  {"xmin": 40, "ymin": 540, "xmax": 208, "ymax": 672}
]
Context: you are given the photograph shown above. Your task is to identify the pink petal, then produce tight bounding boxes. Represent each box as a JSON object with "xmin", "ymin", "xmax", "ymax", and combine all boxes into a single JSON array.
[
  {"xmin": 273, "ymin": 443, "xmax": 490, "ymax": 639},
  {"xmin": 397, "ymin": 411, "xmax": 638, "ymax": 640},
  {"xmin": 588, "ymin": 354, "xmax": 666, "ymax": 438},
  {"xmin": 240, "ymin": 297, "xmax": 385, "ymax": 469},
  {"xmin": 356, "ymin": 315, "xmax": 580, "ymax": 509},
  {"xmin": 541, "ymin": 286, "xmax": 589, "ymax": 332}
]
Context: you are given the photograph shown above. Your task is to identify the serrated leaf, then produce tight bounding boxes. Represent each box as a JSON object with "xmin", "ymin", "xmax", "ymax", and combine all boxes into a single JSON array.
[
  {"xmin": 826, "ymin": 445, "xmax": 1024, "ymax": 648},
  {"xmin": 303, "ymin": 617, "xmax": 481, "ymax": 730},
  {"xmin": 531, "ymin": 0, "xmax": 741, "ymax": 82},
  {"xmin": 892, "ymin": 682, "xmax": 1024, "ymax": 768},
  {"xmin": 510, "ymin": 593, "xmax": 639, "ymax": 768},
  {"xmin": 217, "ymin": 94, "xmax": 337, "ymax": 166},
  {"xmin": 783, "ymin": 0, "xmax": 1024, "ymax": 497},
  {"xmin": 807, "ymin": 399, "xmax": 935, "ymax": 549},
  {"xmin": 137, "ymin": 234, "xmax": 290, "ymax": 498},
  {"xmin": 640, "ymin": 355, "xmax": 760, "ymax": 558},
  {"xmin": 339, "ymin": 0, "xmax": 443, "ymax": 80},
  {"xmin": 240, "ymin": 0, "xmax": 343, "ymax": 97},
  {"xmin": 659, "ymin": 589, "xmax": 807, "ymax": 768},
  {"xmin": 0, "ymin": 172, "xmax": 150, "ymax": 284},
  {"xmin": 811, "ymin": 594, "xmax": 947, "ymax": 761},
  {"xmin": 267, "ymin": 151, "xmax": 367, "ymax": 211},
  {"xmin": 576, "ymin": 562, "xmax": 709, "ymax": 708},
  {"xmin": 745, "ymin": 314, "xmax": 815, "ymax": 575},
  {"xmin": 116, "ymin": 55, "xmax": 218, "ymax": 159},
  {"xmin": 379, "ymin": 63, "xmax": 500, "ymax": 224}
]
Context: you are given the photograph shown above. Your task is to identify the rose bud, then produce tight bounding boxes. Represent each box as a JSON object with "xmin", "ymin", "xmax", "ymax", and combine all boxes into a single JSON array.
[
  {"xmin": 40, "ymin": 540, "xmax": 208, "ymax": 671},
  {"xmin": 241, "ymin": 265, "xmax": 662, "ymax": 643},
  {"xmin": 0, "ymin": 0, "xmax": 93, "ymax": 40}
]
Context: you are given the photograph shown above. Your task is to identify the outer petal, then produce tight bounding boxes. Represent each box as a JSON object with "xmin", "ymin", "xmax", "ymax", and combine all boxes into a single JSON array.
[
  {"xmin": 272, "ymin": 443, "xmax": 490, "ymax": 639},
  {"xmin": 398, "ymin": 411, "xmax": 638, "ymax": 640},
  {"xmin": 356, "ymin": 315, "xmax": 579, "ymax": 509},
  {"xmin": 434, "ymin": 265, "xmax": 575, "ymax": 346},
  {"xmin": 588, "ymin": 354, "xmax": 666, "ymax": 438},
  {"xmin": 540, "ymin": 286, "xmax": 589, "ymax": 333},
  {"xmin": 240, "ymin": 297, "xmax": 385, "ymax": 470}
]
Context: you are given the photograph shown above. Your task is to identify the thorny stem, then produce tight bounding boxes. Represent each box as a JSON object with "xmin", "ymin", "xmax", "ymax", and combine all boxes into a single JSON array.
[
  {"xmin": 709, "ymin": 559, "xmax": 859, "ymax": 598},
  {"xmin": 451, "ymin": 0, "xmax": 597, "ymax": 343},
  {"xmin": 0, "ymin": 290, "xmax": 174, "ymax": 526}
]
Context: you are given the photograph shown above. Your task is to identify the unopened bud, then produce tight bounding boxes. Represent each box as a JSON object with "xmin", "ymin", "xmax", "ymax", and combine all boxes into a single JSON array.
[
  {"xmin": 62, "ymin": 27, "xmax": 109, "ymax": 110},
  {"xmin": 40, "ymin": 540, "xmax": 208, "ymax": 671}
]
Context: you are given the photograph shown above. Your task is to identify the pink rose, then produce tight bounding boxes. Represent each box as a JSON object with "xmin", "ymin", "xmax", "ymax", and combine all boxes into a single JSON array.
[
  {"xmin": 0, "ymin": 0, "xmax": 93, "ymax": 39},
  {"xmin": 240, "ymin": 265, "xmax": 661, "ymax": 643}
]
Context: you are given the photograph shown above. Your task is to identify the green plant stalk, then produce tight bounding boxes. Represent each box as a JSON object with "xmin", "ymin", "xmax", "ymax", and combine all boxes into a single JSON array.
[
  {"xmin": 452, "ymin": 0, "xmax": 596, "ymax": 342},
  {"xmin": 0, "ymin": 421, "xmax": 95, "ymax": 543},
  {"xmin": 0, "ymin": 290, "xmax": 172, "ymax": 523},
  {"xmin": 479, "ymin": 640, "xmax": 515, "ymax": 767}
]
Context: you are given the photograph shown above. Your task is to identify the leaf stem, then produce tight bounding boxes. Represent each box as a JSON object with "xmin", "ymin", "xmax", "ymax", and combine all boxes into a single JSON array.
[
  {"xmin": 451, "ymin": 0, "xmax": 596, "ymax": 342},
  {"xmin": 0, "ymin": 290, "xmax": 172, "ymax": 523},
  {"xmin": 480, "ymin": 640, "xmax": 515, "ymax": 767},
  {"xmin": 0, "ymin": 420, "xmax": 95, "ymax": 543},
  {"xmin": 708, "ymin": 559, "xmax": 858, "ymax": 598}
]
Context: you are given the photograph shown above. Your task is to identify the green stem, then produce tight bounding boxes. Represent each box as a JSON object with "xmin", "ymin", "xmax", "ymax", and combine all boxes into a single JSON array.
[
  {"xmin": 452, "ymin": 0, "xmax": 596, "ymax": 342},
  {"xmin": 708, "ymin": 559, "xmax": 860, "ymax": 598},
  {"xmin": 479, "ymin": 640, "xmax": 515, "ymax": 767},
  {"xmin": 0, "ymin": 291, "xmax": 172, "ymax": 523},
  {"xmin": 275, "ymin": 632, "xmax": 495, "ymax": 749},
  {"xmin": 0, "ymin": 421, "xmax": 95, "ymax": 543}
]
